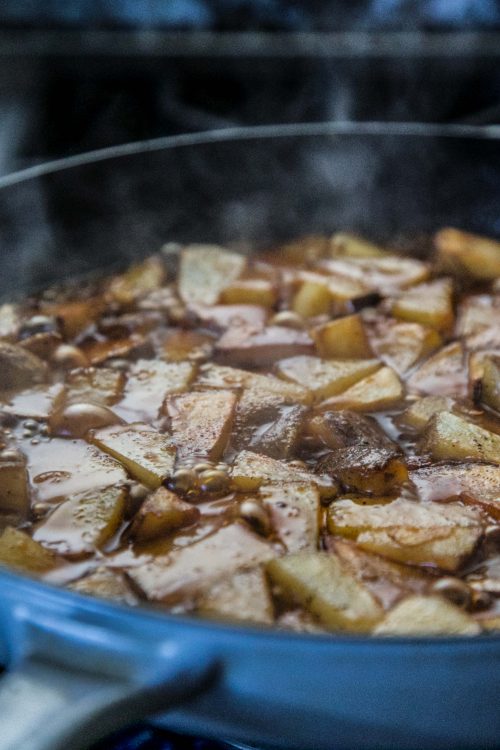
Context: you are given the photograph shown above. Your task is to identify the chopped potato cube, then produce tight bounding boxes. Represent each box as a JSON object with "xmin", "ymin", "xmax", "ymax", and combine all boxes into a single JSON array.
[
  {"xmin": 61, "ymin": 367, "xmax": 125, "ymax": 407},
  {"xmin": 161, "ymin": 330, "xmax": 214, "ymax": 363},
  {"xmin": 231, "ymin": 450, "xmax": 336, "ymax": 498},
  {"xmin": 370, "ymin": 319, "xmax": 442, "ymax": 375},
  {"xmin": 320, "ymin": 256, "xmax": 429, "ymax": 294},
  {"xmin": 130, "ymin": 487, "xmax": 199, "ymax": 542},
  {"xmin": 392, "ymin": 279, "xmax": 454, "ymax": 332},
  {"xmin": 91, "ymin": 424, "xmax": 176, "ymax": 488},
  {"xmin": 319, "ymin": 366, "xmax": 403, "ymax": 412},
  {"xmin": 233, "ymin": 389, "xmax": 307, "ymax": 459},
  {"xmin": 420, "ymin": 411, "xmax": 500, "ymax": 465},
  {"xmin": 411, "ymin": 463, "xmax": 500, "ymax": 513},
  {"xmin": 220, "ymin": 279, "xmax": 277, "ymax": 308},
  {"xmin": 165, "ymin": 389, "xmax": 236, "ymax": 462},
  {"xmin": 197, "ymin": 363, "xmax": 310, "ymax": 404},
  {"xmin": 80, "ymin": 334, "xmax": 150, "ymax": 366},
  {"xmin": 215, "ymin": 325, "xmax": 313, "ymax": 368},
  {"xmin": 267, "ymin": 552, "xmax": 383, "ymax": 632},
  {"xmin": 435, "ymin": 227, "xmax": 500, "ymax": 280},
  {"xmin": 0, "ymin": 526, "xmax": 57, "ymax": 573},
  {"xmin": 292, "ymin": 278, "xmax": 332, "ymax": 317},
  {"xmin": 276, "ymin": 356, "xmax": 380, "ymax": 401},
  {"xmin": 0, "ymin": 342, "xmax": 48, "ymax": 390},
  {"xmin": 179, "ymin": 245, "xmax": 247, "ymax": 305},
  {"xmin": 374, "ymin": 595, "xmax": 480, "ymax": 636},
  {"xmin": 107, "ymin": 256, "xmax": 166, "ymax": 306},
  {"xmin": 191, "ymin": 304, "xmax": 268, "ymax": 332},
  {"xmin": 260, "ymin": 483, "xmax": 320, "ymax": 552},
  {"xmin": 69, "ymin": 566, "xmax": 138, "ymax": 605},
  {"xmin": 0, "ymin": 458, "xmax": 29, "ymax": 523},
  {"xmin": 479, "ymin": 356, "xmax": 500, "ymax": 413},
  {"xmin": 197, "ymin": 566, "xmax": 274, "ymax": 624},
  {"xmin": 312, "ymin": 314, "xmax": 373, "ymax": 359},
  {"xmin": 330, "ymin": 233, "xmax": 389, "ymax": 259},
  {"xmin": 400, "ymin": 396, "xmax": 455, "ymax": 432},
  {"xmin": 456, "ymin": 293, "xmax": 500, "ymax": 338},
  {"xmin": 129, "ymin": 521, "xmax": 277, "ymax": 603},
  {"xmin": 43, "ymin": 298, "xmax": 104, "ymax": 340},
  {"xmin": 407, "ymin": 342, "xmax": 467, "ymax": 397},
  {"xmin": 115, "ymin": 360, "xmax": 195, "ymax": 422},
  {"xmin": 328, "ymin": 497, "xmax": 483, "ymax": 571}
]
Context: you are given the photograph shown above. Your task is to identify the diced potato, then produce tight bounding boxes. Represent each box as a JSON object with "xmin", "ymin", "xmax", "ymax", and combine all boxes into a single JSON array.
[
  {"xmin": 478, "ymin": 356, "xmax": 500, "ymax": 413},
  {"xmin": 231, "ymin": 450, "xmax": 336, "ymax": 499},
  {"xmin": 315, "ymin": 411, "xmax": 407, "ymax": 494},
  {"xmin": 43, "ymin": 298, "xmax": 104, "ymax": 339},
  {"xmin": 191, "ymin": 304, "xmax": 268, "ymax": 332},
  {"xmin": 34, "ymin": 485, "xmax": 126, "ymax": 556},
  {"xmin": 292, "ymin": 278, "xmax": 332, "ymax": 317},
  {"xmin": 312, "ymin": 314, "xmax": 373, "ymax": 359},
  {"xmin": 233, "ymin": 389, "xmax": 307, "ymax": 459},
  {"xmin": 179, "ymin": 245, "xmax": 247, "ymax": 306},
  {"xmin": 129, "ymin": 521, "xmax": 277, "ymax": 603},
  {"xmin": 0, "ymin": 458, "xmax": 29, "ymax": 523},
  {"xmin": 220, "ymin": 279, "xmax": 277, "ymax": 308},
  {"xmin": 115, "ymin": 360, "xmax": 195, "ymax": 422},
  {"xmin": 91, "ymin": 424, "xmax": 176, "ymax": 488},
  {"xmin": 197, "ymin": 363, "xmax": 310, "ymax": 405},
  {"xmin": 165, "ymin": 389, "xmax": 236, "ymax": 462},
  {"xmin": 260, "ymin": 483, "xmax": 320, "ymax": 552},
  {"xmin": 273, "ymin": 235, "xmax": 330, "ymax": 265},
  {"xmin": 374, "ymin": 595, "xmax": 480, "ymax": 636},
  {"xmin": 0, "ymin": 342, "xmax": 48, "ymax": 390},
  {"xmin": 0, "ymin": 526, "xmax": 57, "ymax": 573},
  {"xmin": 330, "ymin": 233, "xmax": 389, "ymax": 259},
  {"xmin": 197, "ymin": 566, "xmax": 274, "ymax": 625},
  {"xmin": 107, "ymin": 256, "xmax": 166, "ymax": 306},
  {"xmin": 370, "ymin": 319, "xmax": 442, "ymax": 375},
  {"xmin": 399, "ymin": 396, "xmax": 455, "ymax": 431},
  {"xmin": 331, "ymin": 539, "xmax": 429, "ymax": 610},
  {"xmin": 215, "ymin": 325, "xmax": 313, "ymax": 368},
  {"xmin": 276, "ymin": 355, "xmax": 380, "ymax": 401},
  {"xmin": 456, "ymin": 293, "xmax": 500, "ymax": 338},
  {"xmin": 0, "ymin": 304, "xmax": 20, "ymax": 340},
  {"xmin": 161, "ymin": 330, "xmax": 214, "ymax": 363},
  {"xmin": 69, "ymin": 566, "xmax": 138, "ymax": 605},
  {"xmin": 411, "ymin": 463, "xmax": 500, "ymax": 512},
  {"xmin": 328, "ymin": 497, "xmax": 483, "ymax": 571},
  {"xmin": 320, "ymin": 255, "xmax": 429, "ymax": 294},
  {"xmin": 318, "ymin": 366, "xmax": 403, "ymax": 412},
  {"xmin": 130, "ymin": 487, "xmax": 199, "ymax": 542},
  {"xmin": 392, "ymin": 279, "xmax": 454, "ymax": 332},
  {"xmin": 80, "ymin": 334, "xmax": 150, "ymax": 366},
  {"xmin": 420, "ymin": 411, "xmax": 500, "ymax": 465},
  {"xmin": 294, "ymin": 270, "xmax": 368, "ymax": 309},
  {"xmin": 407, "ymin": 342, "xmax": 467, "ymax": 397},
  {"xmin": 267, "ymin": 552, "xmax": 383, "ymax": 632},
  {"xmin": 62, "ymin": 367, "xmax": 125, "ymax": 407},
  {"xmin": 435, "ymin": 227, "xmax": 500, "ymax": 280}
]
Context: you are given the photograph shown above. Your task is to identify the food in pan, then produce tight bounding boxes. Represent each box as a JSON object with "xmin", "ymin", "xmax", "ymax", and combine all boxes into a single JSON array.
[{"xmin": 0, "ymin": 228, "xmax": 499, "ymax": 636}]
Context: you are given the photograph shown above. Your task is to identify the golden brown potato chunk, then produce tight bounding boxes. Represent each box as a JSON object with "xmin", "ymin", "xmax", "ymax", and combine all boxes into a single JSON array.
[
  {"xmin": 399, "ymin": 396, "xmax": 455, "ymax": 432},
  {"xmin": 292, "ymin": 277, "xmax": 333, "ymax": 317},
  {"xmin": 267, "ymin": 552, "xmax": 383, "ymax": 632},
  {"xmin": 60, "ymin": 367, "xmax": 125, "ymax": 407},
  {"xmin": 197, "ymin": 566, "xmax": 274, "ymax": 625},
  {"xmin": 231, "ymin": 450, "xmax": 336, "ymax": 498},
  {"xmin": 392, "ymin": 278, "xmax": 454, "ymax": 332},
  {"xmin": 260, "ymin": 483, "xmax": 320, "ymax": 552},
  {"xmin": 435, "ymin": 227, "xmax": 500, "ymax": 280},
  {"xmin": 319, "ymin": 255, "xmax": 429, "ymax": 294},
  {"xmin": 215, "ymin": 325, "xmax": 313, "ymax": 368},
  {"xmin": 419, "ymin": 411, "xmax": 500, "ymax": 465},
  {"xmin": 91, "ymin": 424, "xmax": 176, "ymax": 488},
  {"xmin": 115, "ymin": 360, "xmax": 195, "ymax": 422},
  {"xmin": 165, "ymin": 389, "xmax": 237, "ymax": 462},
  {"xmin": 330, "ymin": 233, "xmax": 389, "ymax": 259},
  {"xmin": 0, "ymin": 342, "xmax": 48, "ymax": 390},
  {"xmin": 179, "ymin": 245, "xmax": 247, "ymax": 305},
  {"xmin": 161, "ymin": 330, "xmax": 214, "ymax": 363},
  {"xmin": 374, "ymin": 595, "xmax": 480, "ymax": 636},
  {"xmin": 477, "ymin": 356, "xmax": 500, "ymax": 413},
  {"xmin": 42, "ymin": 298, "xmax": 105, "ymax": 340},
  {"xmin": 197, "ymin": 363, "xmax": 310, "ymax": 405},
  {"xmin": 220, "ymin": 279, "xmax": 277, "ymax": 308},
  {"xmin": 0, "ymin": 526, "xmax": 57, "ymax": 573},
  {"xmin": 130, "ymin": 487, "xmax": 199, "ymax": 542},
  {"xmin": 33, "ymin": 485, "xmax": 126, "ymax": 556},
  {"xmin": 276, "ymin": 355, "xmax": 380, "ymax": 402},
  {"xmin": 0, "ymin": 456, "xmax": 30, "ymax": 524},
  {"xmin": 407, "ymin": 342, "xmax": 467, "ymax": 397},
  {"xmin": 369, "ymin": 319, "xmax": 442, "ymax": 375},
  {"xmin": 106, "ymin": 256, "xmax": 166, "ymax": 307},
  {"xmin": 328, "ymin": 497, "xmax": 483, "ymax": 571},
  {"xmin": 69, "ymin": 567, "xmax": 138, "ymax": 605},
  {"xmin": 318, "ymin": 366, "xmax": 403, "ymax": 412},
  {"xmin": 312, "ymin": 314, "xmax": 373, "ymax": 359}
]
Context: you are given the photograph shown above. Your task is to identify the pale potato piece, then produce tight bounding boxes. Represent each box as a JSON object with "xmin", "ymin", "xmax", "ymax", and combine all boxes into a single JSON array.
[
  {"xmin": 91, "ymin": 423, "xmax": 176, "ymax": 488},
  {"xmin": 130, "ymin": 487, "xmax": 199, "ymax": 542},
  {"xmin": 191, "ymin": 304, "xmax": 268, "ymax": 332},
  {"xmin": 197, "ymin": 566, "xmax": 274, "ymax": 625},
  {"xmin": 411, "ymin": 462, "xmax": 500, "ymax": 508},
  {"xmin": 392, "ymin": 279, "xmax": 454, "ymax": 332},
  {"xmin": 0, "ymin": 304, "xmax": 20, "ymax": 340},
  {"xmin": 330, "ymin": 233, "xmax": 389, "ymax": 259},
  {"xmin": 276, "ymin": 355, "xmax": 380, "ymax": 401},
  {"xmin": 233, "ymin": 389, "xmax": 307, "ymax": 459},
  {"xmin": 107, "ymin": 256, "xmax": 166, "ymax": 306},
  {"xmin": 267, "ymin": 552, "xmax": 383, "ymax": 632},
  {"xmin": 374, "ymin": 595, "xmax": 480, "ymax": 636},
  {"xmin": 399, "ymin": 396, "xmax": 455, "ymax": 431},
  {"xmin": 456, "ymin": 293, "xmax": 500, "ymax": 338},
  {"xmin": 328, "ymin": 498, "xmax": 483, "ymax": 571},
  {"xmin": 60, "ymin": 367, "xmax": 125, "ymax": 407},
  {"xmin": 435, "ymin": 227, "xmax": 500, "ymax": 280},
  {"xmin": 165, "ymin": 389, "xmax": 236, "ymax": 462},
  {"xmin": 319, "ymin": 255, "xmax": 429, "ymax": 294},
  {"xmin": 220, "ymin": 279, "xmax": 277, "ymax": 308},
  {"xmin": 115, "ymin": 360, "xmax": 195, "ymax": 422},
  {"xmin": 0, "ymin": 458, "xmax": 29, "ymax": 523},
  {"xmin": 0, "ymin": 526, "xmax": 57, "ymax": 573},
  {"xmin": 215, "ymin": 325, "xmax": 313, "ymax": 368},
  {"xmin": 294, "ymin": 270, "xmax": 368, "ymax": 307},
  {"xmin": 69, "ymin": 566, "xmax": 138, "ymax": 605},
  {"xmin": 129, "ymin": 521, "xmax": 277, "ymax": 603},
  {"xmin": 420, "ymin": 411, "xmax": 500, "ymax": 465},
  {"xmin": 0, "ymin": 342, "xmax": 48, "ymax": 390},
  {"xmin": 407, "ymin": 342, "xmax": 467, "ymax": 397},
  {"xmin": 370, "ymin": 319, "xmax": 442, "ymax": 375},
  {"xmin": 197, "ymin": 363, "xmax": 310, "ymax": 405},
  {"xmin": 292, "ymin": 278, "xmax": 332, "ymax": 317},
  {"xmin": 260, "ymin": 483, "xmax": 320, "ymax": 552},
  {"xmin": 312, "ymin": 314, "xmax": 373, "ymax": 359},
  {"xmin": 34, "ymin": 485, "xmax": 126, "ymax": 556},
  {"xmin": 231, "ymin": 450, "xmax": 336, "ymax": 498},
  {"xmin": 179, "ymin": 245, "xmax": 247, "ymax": 305},
  {"xmin": 479, "ymin": 356, "xmax": 500, "ymax": 413},
  {"xmin": 318, "ymin": 366, "xmax": 403, "ymax": 412}
]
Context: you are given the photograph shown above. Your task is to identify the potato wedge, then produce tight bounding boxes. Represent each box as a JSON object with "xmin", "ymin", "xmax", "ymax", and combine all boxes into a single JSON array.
[
  {"xmin": 318, "ymin": 366, "xmax": 403, "ymax": 412},
  {"xmin": 215, "ymin": 325, "xmax": 313, "ymax": 368},
  {"xmin": 91, "ymin": 423, "xmax": 176, "ymax": 488},
  {"xmin": 374, "ymin": 595, "xmax": 480, "ymax": 636},
  {"xmin": 478, "ymin": 356, "xmax": 500, "ymax": 413},
  {"xmin": 411, "ymin": 463, "xmax": 500, "ymax": 509},
  {"xmin": 0, "ymin": 342, "xmax": 48, "ymax": 390},
  {"xmin": 115, "ymin": 360, "xmax": 195, "ymax": 422},
  {"xmin": 69, "ymin": 567, "xmax": 138, "ymax": 605},
  {"xmin": 328, "ymin": 497, "xmax": 483, "ymax": 571},
  {"xmin": 276, "ymin": 356, "xmax": 380, "ymax": 401},
  {"xmin": 292, "ymin": 277, "xmax": 333, "ymax": 317},
  {"xmin": 220, "ymin": 279, "xmax": 277, "ymax": 308},
  {"xmin": 399, "ymin": 396, "xmax": 455, "ymax": 432},
  {"xmin": 330, "ymin": 233, "xmax": 389, "ymax": 259},
  {"xmin": 267, "ymin": 552, "xmax": 383, "ymax": 632},
  {"xmin": 197, "ymin": 566, "xmax": 274, "ymax": 625},
  {"xmin": 420, "ymin": 411, "xmax": 500, "ymax": 465},
  {"xmin": 166, "ymin": 389, "xmax": 236, "ymax": 462},
  {"xmin": 370, "ymin": 319, "xmax": 442, "ymax": 375},
  {"xmin": 0, "ymin": 526, "xmax": 57, "ymax": 573},
  {"xmin": 320, "ymin": 255, "xmax": 429, "ymax": 294},
  {"xmin": 260, "ymin": 483, "xmax": 320, "ymax": 552},
  {"xmin": 179, "ymin": 245, "xmax": 247, "ymax": 305},
  {"xmin": 60, "ymin": 367, "xmax": 125, "ymax": 407},
  {"xmin": 107, "ymin": 256, "xmax": 166, "ymax": 306},
  {"xmin": 407, "ymin": 342, "xmax": 467, "ymax": 397},
  {"xmin": 130, "ymin": 487, "xmax": 199, "ymax": 542},
  {"xmin": 392, "ymin": 278, "xmax": 454, "ymax": 332},
  {"xmin": 34, "ymin": 485, "xmax": 126, "ymax": 556},
  {"xmin": 312, "ymin": 314, "xmax": 373, "ymax": 359},
  {"xmin": 435, "ymin": 227, "xmax": 500, "ymax": 280},
  {"xmin": 231, "ymin": 450, "xmax": 336, "ymax": 498}
]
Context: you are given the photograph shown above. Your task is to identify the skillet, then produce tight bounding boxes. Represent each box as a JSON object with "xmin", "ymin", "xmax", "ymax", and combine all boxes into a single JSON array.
[{"xmin": 0, "ymin": 123, "xmax": 498, "ymax": 750}]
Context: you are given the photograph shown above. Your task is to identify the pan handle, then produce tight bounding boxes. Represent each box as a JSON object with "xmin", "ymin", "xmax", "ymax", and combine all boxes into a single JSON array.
[{"xmin": 0, "ymin": 601, "xmax": 218, "ymax": 750}]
